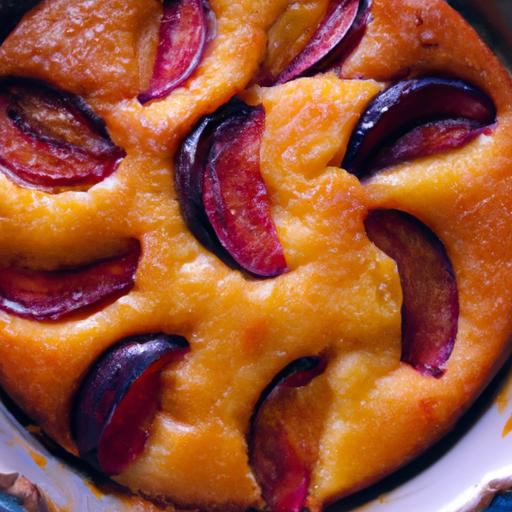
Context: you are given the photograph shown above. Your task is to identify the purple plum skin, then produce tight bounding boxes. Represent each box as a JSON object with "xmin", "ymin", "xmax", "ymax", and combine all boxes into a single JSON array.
[
  {"xmin": 0, "ymin": 1, "xmax": 40, "ymax": 43},
  {"xmin": 343, "ymin": 77, "xmax": 496, "ymax": 178},
  {"xmin": 175, "ymin": 98, "xmax": 287, "ymax": 278},
  {"xmin": 365, "ymin": 209, "xmax": 459, "ymax": 377},
  {"xmin": 275, "ymin": 0, "xmax": 372, "ymax": 85},
  {"xmin": 138, "ymin": 0, "xmax": 212, "ymax": 104},
  {"xmin": 0, "ymin": 77, "xmax": 126, "ymax": 189},
  {"xmin": 174, "ymin": 99, "xmax": 249, "ymax": 260},
  {"xmin": 71, "ymin": 333, "xmax": 189, "ymax": 474},
  {"xmin": 0, "ymin": 240, "xmax": 140, "ymax": 321},
  {"xmin": 249, "ymin": 357, "xmax": 326, "ymax": 512},
  {"xmin": 202, "ymin": 106, "xmax": 288, "ymax": 278}
]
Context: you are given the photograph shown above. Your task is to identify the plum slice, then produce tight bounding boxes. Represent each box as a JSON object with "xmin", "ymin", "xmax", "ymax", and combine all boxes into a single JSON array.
[
  {"xmin": 175, "ymin": 100, "xmax": 243, "ymax": 256},
  {"xmin": 249, "ymin": 357, "xmax": 326, "ymax": 512},
  {"xmin": 343, "ymin": 77, "xmax": 496, "ymax": 178},
  {"xmin": 0, "ymin": 78, "xmax": 125, "ymax": 189},
  {"xmin": 275, "ymin": 0, "xmax": 371, "ymax": 85},
  {"xmin": 0, "ymin": 240, "xmax": 140, "ymax": 321},
  {"xmin": 365, "ymin": 210, "xmax": 459, "ymax": 377},
  {"xmin": 175, "ymin": 100, "xmax": 287, "ymax": 278},
  {"xmin": 367, "ymin": 118, "xmax": 486, "ymax": 173},
  {"xmin": 138, "ymin": 0, "xmax": 211, "ymax": 104},
  {"xmin": 202, "ymin": 106, "xmax": 288, "ymax": 277},
  {"xmin": 72, "ymin": 333, "xmax": 189, "ymax": 475}
]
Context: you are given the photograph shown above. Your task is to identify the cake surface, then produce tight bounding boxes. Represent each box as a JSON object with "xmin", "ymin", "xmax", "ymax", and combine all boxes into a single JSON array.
[{"xmin": 0, "ymin": 1, "xmax": 511, "ymax": 511}]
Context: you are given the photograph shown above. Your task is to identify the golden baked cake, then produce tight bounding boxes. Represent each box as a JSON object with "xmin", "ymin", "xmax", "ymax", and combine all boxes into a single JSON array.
[{"xmin": 0, "ymin": 0, "xmax": 511, "ymax": 510}]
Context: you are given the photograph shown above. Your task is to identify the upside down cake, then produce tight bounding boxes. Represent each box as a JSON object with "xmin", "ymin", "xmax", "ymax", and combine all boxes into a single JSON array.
[{"xmin": 0, "ymin": 0, "xmax": 511, "ymax": 510}]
